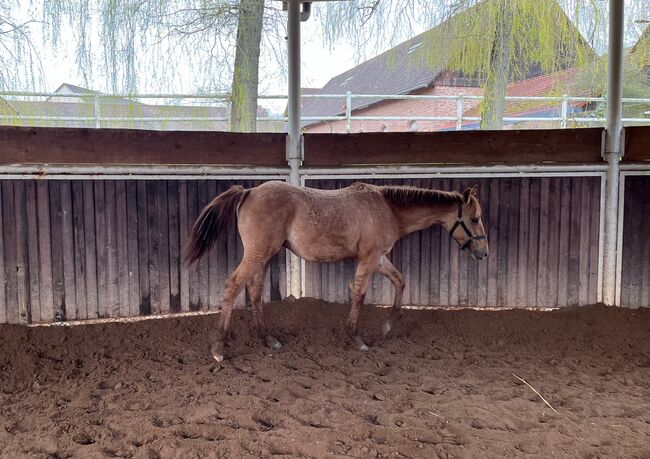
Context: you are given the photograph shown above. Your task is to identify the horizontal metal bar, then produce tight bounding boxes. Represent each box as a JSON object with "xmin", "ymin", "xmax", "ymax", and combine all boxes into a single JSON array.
[
  {"xmin": 0, "ymin": 164, "xmax": 290, "ymax": 177},
  {"xmin": 2, "ymin": 91, "xmax": 649, "ymax": 104},
  {"xmin": 301, "ymin": 164, "xmax": 608, "ymax": 176},
  {"xmin": 620, "ymin": 165, "xmax": 650, "ymax": 172}
]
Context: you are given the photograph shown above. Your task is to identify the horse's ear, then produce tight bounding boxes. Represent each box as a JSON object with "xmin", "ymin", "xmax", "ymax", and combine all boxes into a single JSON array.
[
  {"xmin": 462, "ymin": 185, "xmax": 478, "ymax": 203},
  {"xmin": 462, "ymin": 187, "xmax": 472, "ymax": 204}
]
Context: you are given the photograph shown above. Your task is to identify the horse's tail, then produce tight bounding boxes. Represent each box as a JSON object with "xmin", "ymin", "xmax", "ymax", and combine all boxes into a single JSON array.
[{"xmin": 185, "ymin": 185, "xmax": 250, "ymax": 265}]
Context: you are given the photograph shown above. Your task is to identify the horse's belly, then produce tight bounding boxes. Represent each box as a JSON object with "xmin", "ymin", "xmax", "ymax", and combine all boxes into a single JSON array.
[{"xmin": 285, "ymin": 237, "xmax": 355, "ymax": 263}]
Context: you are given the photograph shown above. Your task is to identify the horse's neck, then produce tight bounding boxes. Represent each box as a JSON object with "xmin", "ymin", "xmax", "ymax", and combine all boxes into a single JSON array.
[{"xmin": 395, "ymin": 203, "xmax": 455, "ymax": 236}]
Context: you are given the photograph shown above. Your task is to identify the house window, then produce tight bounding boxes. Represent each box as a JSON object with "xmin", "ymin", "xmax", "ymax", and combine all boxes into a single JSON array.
[{"xmin": 408, "ymin": 120, "xmax": 419, "ymax": 132}]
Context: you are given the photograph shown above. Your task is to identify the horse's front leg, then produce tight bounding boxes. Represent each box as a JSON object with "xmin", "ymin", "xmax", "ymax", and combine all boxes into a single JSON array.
[{"xmin": 346, "ymin": 256, "xmax": 380, "ymax": 351}]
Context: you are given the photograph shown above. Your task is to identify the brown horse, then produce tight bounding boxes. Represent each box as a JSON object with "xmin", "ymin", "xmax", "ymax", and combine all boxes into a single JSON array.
[{"xmin": 186, "ymin": 181, "xmax": 488, "ymax": 362}]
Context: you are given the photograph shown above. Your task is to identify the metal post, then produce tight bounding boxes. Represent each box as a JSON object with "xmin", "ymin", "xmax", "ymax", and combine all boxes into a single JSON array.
[
  {"xmin": 345, "ymin": 91, "xmax": 352, "ymax": 133},
  {"xmin": 456, "ymin": 95, "xmax": 463, "ymax": 131},
  {"xmin": 94, "ymin": 94, "xmax": 100, "ymax": 128},
  {"xmin": 560, "ymin": 94, "xmax": 568, "ymax": 129},
  {"xmin": 286, "ymin": 0, "xmax": 302, "ymax": 298},
  {"xmin": 602, "ymin": 0, "xmax": 624, "ymax": 306}
]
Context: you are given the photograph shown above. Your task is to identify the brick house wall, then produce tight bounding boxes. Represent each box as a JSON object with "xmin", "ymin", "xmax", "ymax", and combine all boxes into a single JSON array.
[{"xmin": 304, "ymin": 85, "xmax": 483, "ymax": 133}]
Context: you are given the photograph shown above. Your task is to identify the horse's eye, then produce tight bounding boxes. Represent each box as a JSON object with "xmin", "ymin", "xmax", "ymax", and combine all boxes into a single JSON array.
[{"xmin": 471, "ymin": 217, "xmax": 480, "ymax": 224}]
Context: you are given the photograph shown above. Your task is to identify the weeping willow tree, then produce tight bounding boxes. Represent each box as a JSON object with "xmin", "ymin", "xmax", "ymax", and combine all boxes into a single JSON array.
[
  {"xmin": 0, "ymin": 1, "xmax": 42, "ymax": 90},
  {"xmin": 38, "ymin": 0, "xmax": 285, "ymax": 132},
  {"xmin": 320, "ymin": 0, "xmax": 602, "ymax": 130}
]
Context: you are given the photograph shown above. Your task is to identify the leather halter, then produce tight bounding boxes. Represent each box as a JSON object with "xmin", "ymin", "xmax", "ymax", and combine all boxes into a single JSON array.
[{"xmin": 449, "ymin": 204, "xmax": 487, "ymax": 251}]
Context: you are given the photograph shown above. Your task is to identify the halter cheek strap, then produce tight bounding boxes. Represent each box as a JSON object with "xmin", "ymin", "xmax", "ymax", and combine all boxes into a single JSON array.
[{"xmin": 449, "ymin": 205, "xmax": 487, "ymax": 250}]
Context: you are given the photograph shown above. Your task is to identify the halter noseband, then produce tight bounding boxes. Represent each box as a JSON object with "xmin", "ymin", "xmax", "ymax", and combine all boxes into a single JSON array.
[{"xmin": 449, "ymin": 204, "xmax": 487, "ymax": 251}]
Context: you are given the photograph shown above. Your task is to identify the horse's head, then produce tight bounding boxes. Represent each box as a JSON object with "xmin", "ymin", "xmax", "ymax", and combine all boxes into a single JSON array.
[{"xmin": 449, "ymin": 186, "xmax": 489, "ymax": 260}]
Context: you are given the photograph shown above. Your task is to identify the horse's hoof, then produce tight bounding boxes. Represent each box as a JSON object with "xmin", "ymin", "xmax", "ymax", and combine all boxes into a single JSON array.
[
  {"xmin": 382, "ymin": 321, "xmax": 392, "ymax": 337},
  {"xmin": 353, "ymin": 336, "xmax": 369, "ymax": 352},
  {"xmin": 211, "ymin": 341, "xmax": 225, "ymax": 362},
  {"xmin": 265, "ymin": 335, "xmax": 282, "ymax": 350}
]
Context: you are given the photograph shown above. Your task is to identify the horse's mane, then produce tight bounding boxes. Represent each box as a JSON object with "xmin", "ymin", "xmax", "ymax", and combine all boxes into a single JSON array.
[{"xmin": 380, "ymin": 185, "xmax": 463, "ymax": 208}]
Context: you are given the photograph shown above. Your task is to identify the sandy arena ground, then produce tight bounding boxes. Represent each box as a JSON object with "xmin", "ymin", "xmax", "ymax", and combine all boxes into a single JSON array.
[{"xmin": 1, "ymin": 299, "xmax": 649, "ymax": 458}]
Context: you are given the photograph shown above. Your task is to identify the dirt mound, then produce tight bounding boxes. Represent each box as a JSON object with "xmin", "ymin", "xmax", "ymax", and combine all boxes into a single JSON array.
[{"xmin": 1, "ymin": 299, "xmax": 649, "ymax": 458}]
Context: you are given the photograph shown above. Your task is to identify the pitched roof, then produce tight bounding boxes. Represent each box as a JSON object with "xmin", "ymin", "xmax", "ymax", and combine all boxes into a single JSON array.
[
  {"xmin": 435, "ymin": 67, "xmax": 588, "ymax": 130},
  {"xmin": 302, "ymin": 0, "xmax": 593, "ymax": 123}
]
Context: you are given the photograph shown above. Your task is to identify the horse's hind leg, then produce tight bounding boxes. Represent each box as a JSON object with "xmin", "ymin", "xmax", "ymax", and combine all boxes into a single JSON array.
[
  {"xmin": 212, "ymin": 257, "xmax": 266, "ymax": 362},
  {"xmin": 346, "ymin": 255, "xmax": 380, "ymax": 351},
  {"xmin": 247, "ymin": 265, "xmax": 282, "ymax": 350},
  {"xmin": 376, "ymin": 255, "xmax": 405, "ymax": 337}
]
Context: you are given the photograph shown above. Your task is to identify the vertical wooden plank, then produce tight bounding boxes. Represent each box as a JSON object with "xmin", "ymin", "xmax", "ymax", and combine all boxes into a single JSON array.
[
  {"xmin": 215, "ymin": 182, "xmax": 229, "ymax": 308},
  {"xmin": 638, "ymin": 176, "xmax": 650, "ymax": 308},
  {"xmin": 94, "ymin": 181, "xmax": 108, "ymax": 318},
  {"xmin": 438, "ymin": 179, "xmax": 451, "ymax": 305},
  {"xmin": 206, "ymin": 181, "xmax": 219, "ymax": 310},
  {"xmin": 409, "ymin": 180, "xmax": 421, "ymax": 305},
  {"xmin": 526, "ymin": 179, "xmax": 540, "ymax": 307},
  {"xmin": 457, "ymin": 181, "xmax": 470, "ymax": 307},
  {"xmin": 556, "ymin": 178, "xmax": 571, "ymax": 306},
  {"xmin": 1, "ymin": 182, "xmax": 17, "ymax": 323},
  {"xmin": 546, "ymin": 179, "xmax": 561, "ymax": 307},
  {"xmin": 49, "ymin": 181, "xmax": 66, "ymax": 320},
  {"xmin": 59, "ymin": 181, "xmax": 76, "ymax": 320},
  {"xmin": 476, "ymin": 179, "xmax": 490, "ymax": 307},
  {"xmin": 36, "ymin": 182, "xmax": 53, "ymax": 322},
  {"xmin": 486, "ymin": 179, "xmax": 500, "ymax": 306},
  {"xmin": 105, "ymin": 181, "xmax": 120, "ymax": 317},
  {"xmin": 146, "ymin": 180, "xmax": 161, "ymax": 314},
  {"xmin": 269, "ymin": 252, "xmax": 282, "ymax": 301},
  {"xmin": 25, "ymin": 182, "xmax": 40, "ymax": 323},
  {"xmin": 167, "ymin": 180, "xmax": 181, "ymax": 313},
  {"xmin": 505, "ymin": 179, "xmax": 519, "ymax": 307},
  {"xmin": 187, "ymin": 180, "xmax": 200, "ymax": 310},
  {"xmin": 588, "ymin": 177, "xmax": 600, "ymax": 304},
  {"xmin": 496, "ymin": 179, "xmax": 510, "ymax": 307},
  {"xmin": 14, "ymin": 181, "xmax": 30, "ymax": 324},
  {"xmin": 419, "ymin": 228, "xmax": 431, "ymax": 306},
  {"xmin": 578, "ymin": 178, "xmax": 591, "ymax": 305},
  {"xmin": 115, "ymin": 181, "xmax": 130, "ymax": 316},
  {"xmin": 447, "ymin": 179, "xmax": 460, "ymax": 306},
  {"xmin": 126, "ymin": 181, "xmax": 141, "ymax": 316},
  {"xmin": 536, "ymin": 178, "xmax": 550, "ymax": 307},
  {"xmin": 158, "ymin": 181, "xmax": 171, "ymax": 313},
  {"xmin": 83, "ymin": 182, "xmax": 98, "ymax": 318},
  {"xmin": 0, "ymin": 186, "xmax": 5, "ymax": 324},
  {"xmin": 136, "ymin": 180, "xmax": 151, "ymax": 315},
  {"xmin": 623, "ymin": 177, "xmax": 642, "ymax": 307},
  {"xmin": 178, "ymin": 181, "xmax": 191, "ymax": 311},
  {"xmin": 516, "ymin": 178, "xmax": 530, "ymax": 307},
  {"xmin": 197, "ymin": 180, "xmax": 209, "ymax": 309},
  {"xmin": 567, "ymin": 178, "xmax": 582, "ymax": 306}
]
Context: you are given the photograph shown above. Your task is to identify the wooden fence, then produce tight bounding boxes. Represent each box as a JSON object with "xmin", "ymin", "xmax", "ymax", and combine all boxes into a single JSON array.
[
  {"xmin": 0, "ymin": 125, "xmax": 648, "ymax": 324},
  {"xmin": 0, "ymin": 179, "xmax": 284, "ymax": 324}
]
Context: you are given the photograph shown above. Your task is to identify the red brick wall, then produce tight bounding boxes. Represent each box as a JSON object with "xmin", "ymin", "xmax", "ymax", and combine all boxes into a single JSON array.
[{"xmin": 304, "ymin": 85, "xmax": 484, "ymax": 133}]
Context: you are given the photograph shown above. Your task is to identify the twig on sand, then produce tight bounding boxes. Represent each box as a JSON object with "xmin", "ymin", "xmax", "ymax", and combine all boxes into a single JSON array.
[{"xmin": 512, "ymin": 373, "xmax": 559, "ymax": 415}]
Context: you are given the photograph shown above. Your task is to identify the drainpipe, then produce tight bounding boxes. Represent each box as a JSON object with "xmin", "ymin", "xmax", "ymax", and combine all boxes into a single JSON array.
[{"xmin": 602, "ymin": 0, "xmax": 624, "ymax": 306}]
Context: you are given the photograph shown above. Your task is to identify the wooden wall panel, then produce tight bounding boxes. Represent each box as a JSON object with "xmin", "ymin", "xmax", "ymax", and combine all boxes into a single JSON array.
[
  {"xmin": 303, "ymin": 128, "xmax": 604, "ymax": 166},
  {"xmin": 0, "ymin": 178, "xmax": 285, "ymax": 324},
  {"xmin": 302, "ymin": 177, "xmax": 602, "ymax": 309},
  {"xmin": 0, "ymin": 127, "xmax": 287, "ymax": 167},
  {"xmin": 620, "ymin": 175, "xmax": 650, "ymax": 308}
]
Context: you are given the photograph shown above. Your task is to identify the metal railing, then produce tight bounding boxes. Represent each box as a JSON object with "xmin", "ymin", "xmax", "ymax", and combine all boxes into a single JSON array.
[{"xmin": 0, "ymin": 91, "xmax": 649, "ymax": 131}]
